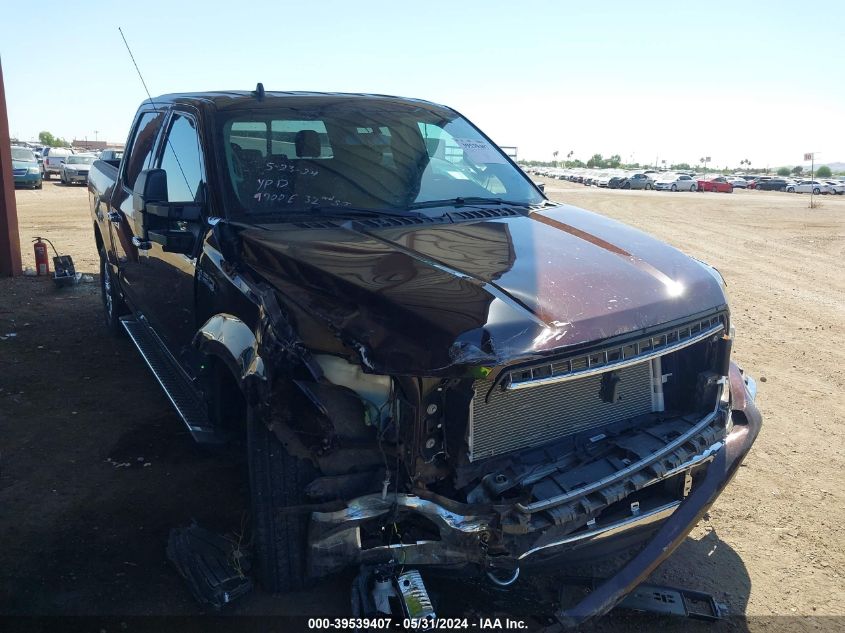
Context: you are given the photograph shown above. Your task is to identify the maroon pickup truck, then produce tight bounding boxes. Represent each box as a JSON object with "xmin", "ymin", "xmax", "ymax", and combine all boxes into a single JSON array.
[{"xmin": 87, "ymin": 88, "xmax": 761, "ymax": 625}]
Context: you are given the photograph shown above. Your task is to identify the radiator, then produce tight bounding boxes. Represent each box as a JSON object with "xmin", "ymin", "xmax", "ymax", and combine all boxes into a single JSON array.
[{"xmin": 468, "ymin": 360, "xmax": 653, "ymax": 461}]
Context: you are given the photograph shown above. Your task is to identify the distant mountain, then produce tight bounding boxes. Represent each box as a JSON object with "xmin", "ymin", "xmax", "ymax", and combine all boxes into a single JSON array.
[{"xmin": 821, "ymin": 162, "xmax": 845, "ymax": 172}]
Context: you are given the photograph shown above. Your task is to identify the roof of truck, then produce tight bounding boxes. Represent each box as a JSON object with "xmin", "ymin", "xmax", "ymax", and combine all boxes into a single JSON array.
[{"xmin": 148, "ymin": 90, "xmax": 448, "ymax": 112}]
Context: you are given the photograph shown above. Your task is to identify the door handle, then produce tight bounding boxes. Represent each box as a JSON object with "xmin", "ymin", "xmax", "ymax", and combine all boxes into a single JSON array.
[{"xmin": 107, "ymin": 211, "xmax": 122, "ymax": 224}]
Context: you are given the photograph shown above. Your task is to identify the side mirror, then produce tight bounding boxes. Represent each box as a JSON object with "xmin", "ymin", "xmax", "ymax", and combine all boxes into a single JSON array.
[
  {"xmin": 132, "ymin": 169, "xmax": 201, "ymax": 254},
  {"xmin": 534, "ymin": 182, "xmax": 545, "ymax": 193},
  {"xmin": 133, "ymin": 168, "xmax": 168, "ymax": 212}
]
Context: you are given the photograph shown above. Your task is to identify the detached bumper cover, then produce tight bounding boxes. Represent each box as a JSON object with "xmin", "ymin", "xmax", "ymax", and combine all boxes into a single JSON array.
[{"xmin": 543, "ymin": 362, "xmax": 762, "ymax": 629}]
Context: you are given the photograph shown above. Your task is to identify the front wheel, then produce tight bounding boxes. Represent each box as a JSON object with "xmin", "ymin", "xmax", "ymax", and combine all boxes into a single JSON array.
[
  {"xmin": 100, "ymin": 248, "xmax": 127, "ymax": 335},
  {"xmin": 43, "ymin": 172, "xmax": 50, "ymax": 181},
  {"xmin": 787, "ymin": 187, "xmax": 795, "ymax": 193},
  {"xmin": 813, "ymin": 188, "xmax": 820, "ymax": 195},
  {"xmin": 690, "ymin": 185, "xmax": 697, "ymax": 192},
  {"xmin": 670, "ymin": 184, "xmax": 677, "ymax": 192},
  {"xmin": 248, "ymin": 407, "xmax": 316, "ymax": 593}
]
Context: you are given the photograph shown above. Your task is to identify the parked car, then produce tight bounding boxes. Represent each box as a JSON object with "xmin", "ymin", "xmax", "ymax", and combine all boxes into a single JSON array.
[
  {"xmin": 697, "ymin": 176, "xmax": 733, "ymax": 193},
  {"xmin": 755, "ymin": 178, "xmax": 791, "ymax": 192},
  {"xmin": 10, "ymin": 146, "xmax": 42, "ymax": 189},
  {"xmin": 87, "ymin": 90, "xmax": 760, "ymax": 624},
  {"xmin": 60, "ymin": 154, "xmax": 97, "ymax": 185},
  {"xmin": 746, "ymin": 176, "xmax": 770, "ymax": 190},
  {"xmin": 626, "ymin": 173, "xmax": 655, "ymax": 190},
  {"xmin": 785, "ymin": 180, "xmax": 833, "ymax": 195},
  {"xmin": 822, "ymin": 180, "xmax": 845, "ymax": 195},
  {"xmin": 726, "ymin": 177, "xmax": 747, "ymax": 189},
  {"xmin": 41, "ymin": 147, "xmax": 74, "ymax": 180},
  {"xmin": 654, "ymin": 173, "xmax": 697, "ymax": 191}
]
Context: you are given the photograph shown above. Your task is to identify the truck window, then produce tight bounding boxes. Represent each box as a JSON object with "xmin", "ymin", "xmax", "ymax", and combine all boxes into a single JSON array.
[
  {"xmin": 124, "ymin": 111, "xmax": 165, "ymax": 189},
  {"xmin": 158, "ymin": 113, "xmax": 205, "ymax": 203}
]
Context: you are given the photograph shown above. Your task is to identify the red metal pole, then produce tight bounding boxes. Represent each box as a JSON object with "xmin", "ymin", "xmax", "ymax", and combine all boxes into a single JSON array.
[{"xmin": 0, "ymin": 57, "xmax": 23, "ymax": 277}]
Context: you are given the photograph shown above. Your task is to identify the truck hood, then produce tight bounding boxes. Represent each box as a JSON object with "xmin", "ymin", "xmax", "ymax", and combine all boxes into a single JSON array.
[{"xmin": 238, "ymin": 204, "xmax": 728, "ymax": 375}]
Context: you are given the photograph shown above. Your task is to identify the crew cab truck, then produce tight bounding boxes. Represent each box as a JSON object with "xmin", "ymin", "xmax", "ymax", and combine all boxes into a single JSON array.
[{"xmin": 89, "ymin": 90, "xmax": 761, "ymax": 625}]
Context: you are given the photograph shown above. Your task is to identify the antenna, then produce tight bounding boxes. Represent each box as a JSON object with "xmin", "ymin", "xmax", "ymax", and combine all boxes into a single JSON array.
[{"xmin": 118, "ymin": 26, "xmax": 194, "ymax": 200}]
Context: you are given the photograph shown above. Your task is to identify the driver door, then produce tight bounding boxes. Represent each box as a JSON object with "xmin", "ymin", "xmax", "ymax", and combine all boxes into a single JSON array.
[{"xmin": 129, "ymin": 109, "xmax": 208, "ymax": 362}]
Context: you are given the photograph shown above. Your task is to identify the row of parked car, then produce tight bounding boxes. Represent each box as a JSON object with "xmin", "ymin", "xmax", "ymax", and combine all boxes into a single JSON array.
[
  {"xmin": 9, "ymin": 145, "xmax": 124, "ymax": 189},
  {"xmin": 525, "ymin": 167, "xmax": 845, "ymax": 195}
]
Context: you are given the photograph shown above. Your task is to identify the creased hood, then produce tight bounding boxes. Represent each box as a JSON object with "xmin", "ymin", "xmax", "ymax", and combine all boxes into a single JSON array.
[{"xmin": 239, "ymin": 204, "xmax": 728, "ymax": 375}]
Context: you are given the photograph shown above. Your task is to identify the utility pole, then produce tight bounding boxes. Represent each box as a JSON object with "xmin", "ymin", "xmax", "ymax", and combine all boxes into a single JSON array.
[{"xmin": 0, "ymin": 57, "xmax": 22, "ymax": 276}]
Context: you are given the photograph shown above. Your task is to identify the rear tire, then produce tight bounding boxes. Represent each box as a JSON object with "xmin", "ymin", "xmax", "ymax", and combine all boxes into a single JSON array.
[
  {"xmin": 813, "ymin": 188, "xmax": 820, "ymax": 195},
  {"xmin": 99, "ymin": 247, "xmax": 127, "ymax": 335},
  {"xmin": 43, "ymin": 172, "xmax": 50, "ymax": 181},
  {"xmin": 248, "ymin": 406, "xmax": 316, "ymax": 593}
]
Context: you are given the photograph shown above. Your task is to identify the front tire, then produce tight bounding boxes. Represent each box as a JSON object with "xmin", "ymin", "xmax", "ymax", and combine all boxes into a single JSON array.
[
  {"xmin": 248, "ymin": 407, "xmax": 315, "ymax": 593},
  {"xmin": 813, "ymin": 188, "xmax": 820, "ymax": 195},
  {"xmin": 690, "ymin": 185, "xmax": 697, "ymax": 192},
  {"xmin": 670, "ymin": 184, "xmax": 677, "ymax": 192},
  {"xmin": 100, "ymin": 248, "xmax": 127, "ymax": 335}
]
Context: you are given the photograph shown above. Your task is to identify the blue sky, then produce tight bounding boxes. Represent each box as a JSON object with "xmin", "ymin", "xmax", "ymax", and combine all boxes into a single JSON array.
[{"xmin": 2, "ymin": 0, "xmax": 843, "ymax": 168}]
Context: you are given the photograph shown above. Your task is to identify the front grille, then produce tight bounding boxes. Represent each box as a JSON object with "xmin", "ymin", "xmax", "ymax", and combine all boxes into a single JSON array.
[
  {"xmin": 467, "ymin": 314, "xmax": 726, "ymax": 461},
  {"xmin": 13, "ymin": 169, "xmax": 27, "ymax": 176},
  {"xmin": 469, "ymin": 361, "xmax": 653, "ymax": 461}
]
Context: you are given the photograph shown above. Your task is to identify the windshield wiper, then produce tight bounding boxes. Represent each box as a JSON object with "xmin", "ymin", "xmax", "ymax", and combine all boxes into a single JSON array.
[{"xmin": 408, "ymin": 197, "xmax": 543, "ymax": 210}]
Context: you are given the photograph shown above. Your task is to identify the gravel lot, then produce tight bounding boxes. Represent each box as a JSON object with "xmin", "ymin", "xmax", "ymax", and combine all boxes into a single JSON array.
[{"xmin": 1, "ymin": 179, "xmax": 843, "ymax": 631}]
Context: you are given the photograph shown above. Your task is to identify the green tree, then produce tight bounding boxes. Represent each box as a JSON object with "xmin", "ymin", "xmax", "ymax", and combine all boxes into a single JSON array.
[
  {"xmin": 816, "ymin": 165, "xmax": 832, "ymax": 178},
  {"xmin": 607, "ymin": 154, "xmax": 622, "ymax": 168},
  {"xmin": 791, "ymin": 166, "xmax": 803, "ymax": 176},
  {"xmin": 38, "ymin": 131, "xmax": 70, "ymax": 147},
  {"xmin": 776, "ymin": 167, "xmax": 791, "ymax": 176},
  {"xmin": 671, "ymin": 163, "xmax": 692, "ymax": 171},
  {"xmin": 586, "ymin": 153, "xmax": 605, "ymax": 168}
]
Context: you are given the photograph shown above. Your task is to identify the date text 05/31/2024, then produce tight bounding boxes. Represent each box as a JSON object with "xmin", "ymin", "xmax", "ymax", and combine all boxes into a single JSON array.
[{"xmin": 307, "ymin": 618, "xmax": 529, "ymax": 629}]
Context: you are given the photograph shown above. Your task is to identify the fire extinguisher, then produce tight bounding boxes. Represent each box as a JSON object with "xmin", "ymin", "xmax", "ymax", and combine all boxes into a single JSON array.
[{"xmin": 33, "ymin": 237, "xmax": 50, "ymax": 275}]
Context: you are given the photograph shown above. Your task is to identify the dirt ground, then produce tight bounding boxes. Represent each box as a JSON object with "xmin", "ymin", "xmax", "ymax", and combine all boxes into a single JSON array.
[{"xmin": 1, "ymin": 179, "xmax": 843, "ymax": 631}]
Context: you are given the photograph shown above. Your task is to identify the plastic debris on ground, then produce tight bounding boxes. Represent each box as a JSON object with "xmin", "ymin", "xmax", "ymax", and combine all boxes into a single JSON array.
[{"xmin": 166, "ymin": 521, "xmax": 253, "ymax": 610}]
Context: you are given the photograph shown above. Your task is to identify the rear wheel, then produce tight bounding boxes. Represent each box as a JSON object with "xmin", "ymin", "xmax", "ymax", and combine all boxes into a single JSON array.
[
  {"xmin": 690, "ymin": 185, "xmax": 697, "ymax": 192},
  {"xmin": 248, "ymin": 406, "xmax": 316, "ymax": 593},
  {"xmin": 43, "ymin": 172, "xmax": 50, "ymax": 181},
  {"xmin": 99, "ymin": 248, "xmax": 127, "ymax": 335},
  {"xmin": 646, "ymin": 183, "xmax": 653, "ymax": 190},
  {"xmin": 813, "ymin": 187, "xmax": 820, "ymax": 195}
]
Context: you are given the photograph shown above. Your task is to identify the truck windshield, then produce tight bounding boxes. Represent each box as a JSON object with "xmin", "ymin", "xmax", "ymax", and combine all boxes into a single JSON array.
[{"xmin": 217, "ymin": 101, "xmax": 542, "ymax": 217}]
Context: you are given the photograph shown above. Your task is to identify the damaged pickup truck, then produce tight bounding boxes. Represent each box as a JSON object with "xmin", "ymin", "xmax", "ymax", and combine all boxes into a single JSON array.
[{"xmin": 88, "ymin": 88, "xmax": 761, "ymax": 623}]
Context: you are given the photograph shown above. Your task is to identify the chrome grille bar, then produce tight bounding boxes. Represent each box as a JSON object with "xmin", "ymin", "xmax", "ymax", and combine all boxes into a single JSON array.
[{"xmin": 506, "ymin": 315, "xmax": 724, "ymax": 391}]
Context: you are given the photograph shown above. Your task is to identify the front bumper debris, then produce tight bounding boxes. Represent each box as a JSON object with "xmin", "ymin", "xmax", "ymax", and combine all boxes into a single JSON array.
[
  {"xmin": 540, "ymin": 364, "xmax": 761, "ymax": 630},
  {"xmin": 308, "ymin": 363, "xmax": 761, "ymax": 626}
]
